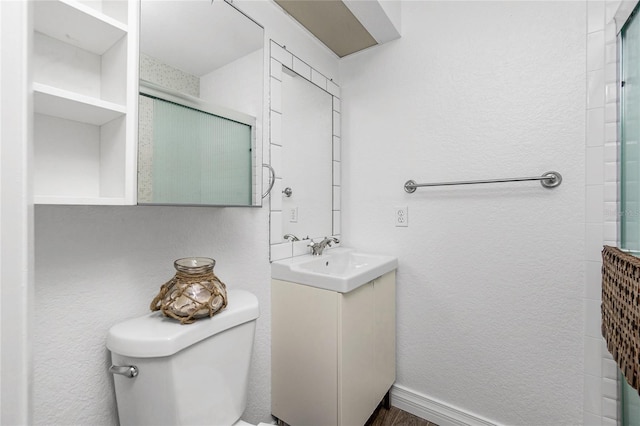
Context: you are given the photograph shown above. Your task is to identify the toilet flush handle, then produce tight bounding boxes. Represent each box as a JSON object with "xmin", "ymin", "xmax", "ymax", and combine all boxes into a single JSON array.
[{"xmin": 109, "ymin": 365, "xmax": 139, "ymax": 378}]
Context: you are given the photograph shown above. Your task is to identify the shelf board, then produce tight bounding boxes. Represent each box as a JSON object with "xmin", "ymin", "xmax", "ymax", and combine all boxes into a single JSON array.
[
  {"xmin": 34, "ymin": 0, "xmax": 127, "ymax": 55},
  {"xmin": 34, "ymin": 195, "xmax": 130, "ymax": 206},
  {"xmin": 34, "ymin": 83, "xmax": 126, "ymax": 126}
]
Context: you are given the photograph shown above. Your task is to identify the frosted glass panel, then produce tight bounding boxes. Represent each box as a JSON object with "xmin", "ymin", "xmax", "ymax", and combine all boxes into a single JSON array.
[
  {"xmin": 620, "ymin": 7, "xmax": 640, "ymax": 426},
  {"xmin": 622, "ymin": 8, "xmax": 640, "ymax": 250},
  {"xmin": 139, "ymin": 94, "xmax": 252, "ymax": 205},
  {"xmin": 621, "ymin": 371, "xmax": 640, "ymax": 426}
]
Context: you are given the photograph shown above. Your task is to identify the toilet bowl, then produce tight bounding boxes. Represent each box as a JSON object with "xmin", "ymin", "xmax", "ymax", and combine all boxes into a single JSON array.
[{"xmin": 107, "ymin": 289, "xmax": 268, "ymax": 426}]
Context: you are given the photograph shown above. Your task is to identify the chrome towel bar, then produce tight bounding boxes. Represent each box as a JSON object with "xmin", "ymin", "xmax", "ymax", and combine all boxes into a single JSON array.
[{"xmin": 404, "ymin": 171, "xmax": 562, "ymax": 193}]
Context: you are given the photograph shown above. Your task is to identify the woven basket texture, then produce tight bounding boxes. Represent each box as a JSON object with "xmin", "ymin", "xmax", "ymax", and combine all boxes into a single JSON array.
[{"xmin": 602, "ymin": 245, "xmax": 640, "ymax": 394}]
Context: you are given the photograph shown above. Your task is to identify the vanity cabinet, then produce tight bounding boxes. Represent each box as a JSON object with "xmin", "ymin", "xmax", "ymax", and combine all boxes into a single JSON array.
[
  {"xmin": 32, "ymin": 0, "xmax": 138, "ymax": 205},
  {"xmin": 271, "ymin": 271, "xmax": 396, "ymax": 426}
]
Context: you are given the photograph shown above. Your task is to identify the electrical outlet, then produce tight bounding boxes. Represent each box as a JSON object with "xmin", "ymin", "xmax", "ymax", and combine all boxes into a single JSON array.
[
  {"xmin": 395, "ymin": 206, "xmax": 408, "ymax": 227},
  {"xmin": 289, "ymin": 207, "xmax": 298, "ymax": 223}
]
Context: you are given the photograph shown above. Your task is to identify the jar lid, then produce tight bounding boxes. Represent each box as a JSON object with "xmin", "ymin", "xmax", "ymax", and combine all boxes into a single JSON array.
[{"xmin": 174, "ymin": 257, "xmax": 215, "ymax": 274}]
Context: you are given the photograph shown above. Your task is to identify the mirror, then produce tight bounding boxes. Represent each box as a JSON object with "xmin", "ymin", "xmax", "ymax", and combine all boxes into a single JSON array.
[
  {"xmin": 138, "ymin": 0, "xmax": 264, "ymax": 206},
  {"xmin": 280, "ymin": 67, "xmax": 333, "ymax": 239},
  {"xmin": 268, "ymin": 42, "xmax": 341, "ymax": 261}
]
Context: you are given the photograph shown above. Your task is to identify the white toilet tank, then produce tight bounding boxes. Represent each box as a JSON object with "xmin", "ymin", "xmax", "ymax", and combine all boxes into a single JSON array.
[{"xmin": 107, "ymin": 289, "xmax": 259, "ymax": 426}]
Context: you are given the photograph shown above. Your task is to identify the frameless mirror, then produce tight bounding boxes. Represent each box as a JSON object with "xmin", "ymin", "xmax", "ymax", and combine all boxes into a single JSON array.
[
  {"xmin": 268, "ymin": 43, "xmax": 341, "ymax": 261},
  {"xmin": 138, "ymin": 0, "xmax": 264, "ymax": 206},
  {"xmin": 280, "ymin": 67, "xmax": 333, "ymax": 238}
]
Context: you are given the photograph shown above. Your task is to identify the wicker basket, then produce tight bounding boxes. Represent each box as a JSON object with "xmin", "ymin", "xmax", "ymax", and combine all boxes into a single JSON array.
[{"xmin": 601, "ymin": 246, "xmax": 640, "ymax": 393}]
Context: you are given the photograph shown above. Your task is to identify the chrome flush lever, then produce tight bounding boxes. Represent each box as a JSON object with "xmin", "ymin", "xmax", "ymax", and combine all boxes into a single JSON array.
[{"xmin": 109, "ymin": 365, "xmax": 139, "ymax": 378}]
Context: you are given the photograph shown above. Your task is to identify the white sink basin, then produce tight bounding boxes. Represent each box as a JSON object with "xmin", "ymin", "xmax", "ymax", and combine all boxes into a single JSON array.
[{"xmin": 271, "ymin": 247, "xmax": 398, "ymax": 293}]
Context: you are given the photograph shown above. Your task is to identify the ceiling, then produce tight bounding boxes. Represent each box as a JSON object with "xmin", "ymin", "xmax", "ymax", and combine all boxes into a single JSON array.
[
  {"xmin": 274, "ymin": 0, "xmax": 378, "ymax": 58},
  {"xmin": 140, "ymin": 0, "xmax": 400, "ymax": 72}
]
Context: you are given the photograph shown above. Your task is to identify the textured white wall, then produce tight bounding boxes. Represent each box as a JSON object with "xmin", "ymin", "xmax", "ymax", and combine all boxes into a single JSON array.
[
  {"xmin": 339, "ymin": 2, "xmax": 586, "ymax": 425},
  {"xmin": 34, "ymin": 206, "xmax": 272, "ymax": 424},
  {"xmin": 32, "ymin": 1, "xmax": 338, "ymax": 424}
]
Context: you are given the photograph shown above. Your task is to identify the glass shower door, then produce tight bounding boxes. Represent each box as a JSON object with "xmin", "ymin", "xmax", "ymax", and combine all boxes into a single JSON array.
[
  {"xmin": 622, "ymin": 5, "xmax": 640, "ymax": 250},
  {"xmin": 620, "ymin": 4, "xmax": 640, "ymax": 425}
]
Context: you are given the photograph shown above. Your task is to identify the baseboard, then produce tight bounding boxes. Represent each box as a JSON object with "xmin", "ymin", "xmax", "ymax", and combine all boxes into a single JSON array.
[{"xmin": 390, "ymin": 384, "xmax": 499, "ymax": 426}]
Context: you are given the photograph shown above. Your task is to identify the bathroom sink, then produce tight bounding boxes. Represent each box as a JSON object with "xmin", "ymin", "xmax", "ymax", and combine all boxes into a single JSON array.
[{"xmin": 271, "ymin": 247, "xmax": 398, "ymax": 293}]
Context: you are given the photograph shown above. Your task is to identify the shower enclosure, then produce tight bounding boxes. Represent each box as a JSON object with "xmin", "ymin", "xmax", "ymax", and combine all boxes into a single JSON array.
[{"xmin": 619, "ymin": 3, "xmax": 640, "ymax": 424}]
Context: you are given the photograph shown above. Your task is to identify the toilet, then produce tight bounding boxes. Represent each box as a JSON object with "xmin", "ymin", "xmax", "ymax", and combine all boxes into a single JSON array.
[{"xmin": 107, "ymin": 289, "xmax": 268, "ymax": 426}]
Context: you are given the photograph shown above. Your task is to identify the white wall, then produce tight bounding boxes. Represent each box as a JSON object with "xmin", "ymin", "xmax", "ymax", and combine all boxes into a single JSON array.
[
  {"xmin": 1, "ymin": 1, "xmax": 33, "ymax": 424},
  {"xmin": 200, "ymin": 49, "xmax": 263, "ymax": 117},
  {"xmin": 340, "ymin": 2, "xmax": 586, "ymax": 425},
  {"xmin": 32, "ymin": 1, "xmax": 338, "ymax": 425},
  {"xmin": 34, "ymin": 206, "xmax": 271, "ymax": 424}
]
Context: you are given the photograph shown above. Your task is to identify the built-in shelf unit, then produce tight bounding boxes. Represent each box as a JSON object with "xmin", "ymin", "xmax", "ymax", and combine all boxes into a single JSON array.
[{"xmin": 32, "ymin": 0, "xmax": 139, "ymax": 205}]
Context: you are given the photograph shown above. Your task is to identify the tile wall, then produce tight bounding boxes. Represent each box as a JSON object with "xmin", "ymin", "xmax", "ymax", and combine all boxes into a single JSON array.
[{"xmin": 584, "ymin": 1, "xmax": 637, "ymax": 424}]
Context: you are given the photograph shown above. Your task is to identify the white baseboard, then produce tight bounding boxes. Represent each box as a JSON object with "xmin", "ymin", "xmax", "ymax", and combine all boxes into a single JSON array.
[{"xmin": 390, "ymin": 384, "xmax": 499, "ymax": 426}]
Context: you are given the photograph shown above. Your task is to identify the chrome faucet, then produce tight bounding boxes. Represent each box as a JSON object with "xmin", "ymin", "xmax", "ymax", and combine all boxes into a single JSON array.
[
  {"xmin": 283, "ymin": 234, "xmax": 299, "ymax": 242},
  {"xmin": 308, "ymin": 236, "xmax": 340, "ymax": 256}
]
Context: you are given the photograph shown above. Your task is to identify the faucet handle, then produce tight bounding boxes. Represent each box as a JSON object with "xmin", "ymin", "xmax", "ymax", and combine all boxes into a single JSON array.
[
  {"xmin": 307, "ymin": 239, "xmax": 323, "ymax": 255},
  {"xmin": 324, "ymin": 236, "xmax": 340, "ymax": 246}
]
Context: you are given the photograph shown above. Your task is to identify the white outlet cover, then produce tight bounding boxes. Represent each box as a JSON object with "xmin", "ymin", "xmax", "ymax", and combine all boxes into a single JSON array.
[{"xmin": 395, "ymin": 206, "xmax": 408, "ymax": 227}]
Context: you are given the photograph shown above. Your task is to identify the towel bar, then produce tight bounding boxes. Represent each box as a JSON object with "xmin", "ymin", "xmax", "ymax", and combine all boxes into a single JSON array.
[{"xmin": 404, "ymin": 171, "xmax": 562, "ymax": 193}]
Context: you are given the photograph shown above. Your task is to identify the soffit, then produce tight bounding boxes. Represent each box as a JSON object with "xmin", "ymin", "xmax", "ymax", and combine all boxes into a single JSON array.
[{"xmin": 274, "ymin": 0, "xmax": 378, "ymax": 58}]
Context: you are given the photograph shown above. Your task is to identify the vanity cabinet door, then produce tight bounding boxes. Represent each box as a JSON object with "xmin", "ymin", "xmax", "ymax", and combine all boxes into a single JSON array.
[
  {"xmin": 271, "ymin": 272, "xmax": 396, "ymax": 426},
  {"xmin": 271, "ymin": 280, "xmax": 339, "ymax": 426},
  {"xmin": 339, "ymin": 281, "xmax": 376, "ymax": 426},
  {"xmin": 373, "ymin": 271, "xmax": 397, "ymax": 397},
  {"xmin": 340, "ymin": 271, "xmax": 396, "ymax": 425}
]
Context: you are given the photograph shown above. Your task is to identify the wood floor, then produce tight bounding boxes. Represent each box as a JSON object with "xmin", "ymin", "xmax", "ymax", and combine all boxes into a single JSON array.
[
  {"xmin": 275, "ymin": 403, "xmax": 437, "ymax": 426},
  {"xmin": 365, "ymin": 406, "xmax": 438, "ymax": 426}
]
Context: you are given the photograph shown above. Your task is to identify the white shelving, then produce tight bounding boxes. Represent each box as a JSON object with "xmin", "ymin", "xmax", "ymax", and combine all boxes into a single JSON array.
[
  {"xmin": 32, "ymin": 0, "xmax": 138, "ymax": 205},
  {"xmin": 34, "ymin": 0, "xmax": 127, "ymax": 55},
  {"xmin": 34, "ymin": 83, "xmax": 126, "ymax": 126}
]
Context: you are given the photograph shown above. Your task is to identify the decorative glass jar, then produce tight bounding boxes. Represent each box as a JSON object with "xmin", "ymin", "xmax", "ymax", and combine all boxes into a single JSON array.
[{"xmin": 150, "ymin": 257, "xmax": 227, "ymax": 324}]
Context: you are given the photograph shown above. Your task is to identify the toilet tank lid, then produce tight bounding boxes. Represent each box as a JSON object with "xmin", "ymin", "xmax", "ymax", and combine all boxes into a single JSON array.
[{"xmin": 106, "ymin": 289, "xmax": 259, "ymax": 358}]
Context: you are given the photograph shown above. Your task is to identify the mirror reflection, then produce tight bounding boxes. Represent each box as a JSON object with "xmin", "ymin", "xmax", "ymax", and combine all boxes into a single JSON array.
[
  {"xmin": 138, "ymin": 0, "xmax": 264, "ymax": 206},
  {"xmin": 280, "ymin": 67, "xmax": 333, "ymax": 240}
]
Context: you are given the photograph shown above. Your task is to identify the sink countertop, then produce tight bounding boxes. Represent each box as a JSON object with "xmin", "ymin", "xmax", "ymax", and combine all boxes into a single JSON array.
[{"xmin": 271, "ymin": 247, "xmax": 398, "ymax": 293}]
